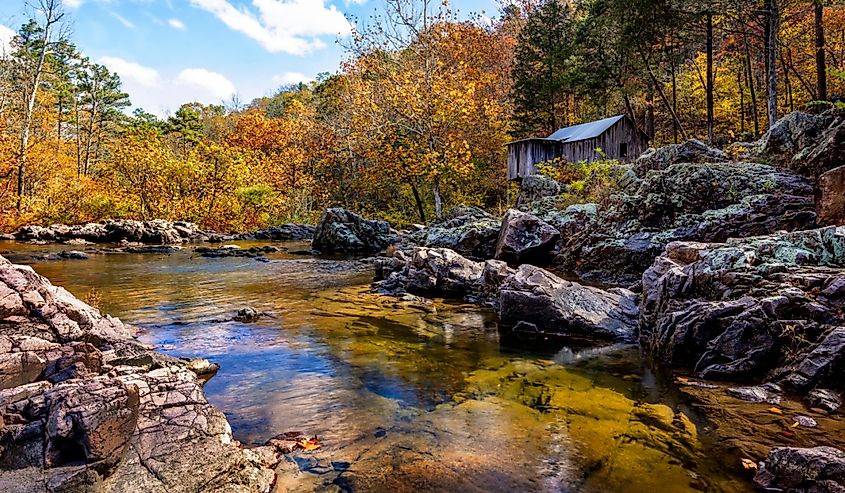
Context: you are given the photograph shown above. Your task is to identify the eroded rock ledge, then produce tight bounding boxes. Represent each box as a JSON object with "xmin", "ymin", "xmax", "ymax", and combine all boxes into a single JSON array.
[{"xmin": 0, "ymin": 255, "xmax": 289, "ymax": 492}]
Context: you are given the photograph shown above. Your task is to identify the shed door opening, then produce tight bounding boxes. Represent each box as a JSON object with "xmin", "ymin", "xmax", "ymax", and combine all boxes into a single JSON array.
[{"xmin": 619, "ymin": 142, "xmax": 628, "ymax": 158}]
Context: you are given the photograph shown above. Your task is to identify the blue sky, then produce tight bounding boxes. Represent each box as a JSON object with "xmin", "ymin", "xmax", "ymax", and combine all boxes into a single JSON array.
[{"xmin": 0, "ymin": 0, "xmax": 499, "ymax": 116}]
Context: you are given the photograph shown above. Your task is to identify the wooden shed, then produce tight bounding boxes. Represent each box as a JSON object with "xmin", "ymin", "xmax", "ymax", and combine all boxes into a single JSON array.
[{"xmin": 507, "ymin": 115, "xmax": 648, "ymax": 180}]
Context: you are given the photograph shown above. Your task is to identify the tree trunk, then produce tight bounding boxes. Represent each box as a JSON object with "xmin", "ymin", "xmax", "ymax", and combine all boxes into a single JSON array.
[
  {"xmin": 815, "ymin": 1, "xmax": 827, "ymax": 101},
  {"xmin": 765, "ymin": 0, "xmax": 780, "ymax": 128},
  {"xmin": 433, "ymin": 176, "xmax": 443, "ymax": 220},
  {"xmin": 743, "ymin": 30, "xmax": 760, "ymax": 137},
  {"xmin": 706, "ymin": 11, "xmax": 715, "ymax": 143},
  {"xmin": 410, "ymin": 181, "xmax": 426, "ymax": 224},
  {"xmin": 641, "ymin": 51, "xmax": 689, "ymax": 140}
]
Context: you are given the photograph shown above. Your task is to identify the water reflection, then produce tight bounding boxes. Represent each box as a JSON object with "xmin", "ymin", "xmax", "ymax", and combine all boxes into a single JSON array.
[{"xmin": 1, "ymin": 241, "xmax": 753, "ymax": 492}]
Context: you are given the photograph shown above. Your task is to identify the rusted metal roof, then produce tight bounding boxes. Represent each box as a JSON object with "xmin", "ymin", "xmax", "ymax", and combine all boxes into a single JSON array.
[{"xmin": 546, "ymin": 115, "xmax": 625, "ymax": 142}]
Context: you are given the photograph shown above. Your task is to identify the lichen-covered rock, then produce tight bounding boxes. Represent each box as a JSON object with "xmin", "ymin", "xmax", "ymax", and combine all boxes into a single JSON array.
[
  {"xmin": 409, "ymin": 205, "xmax": 501, "ymax": 259},
  {"xmin": 312, "ymin": 208, "xmax": 397, "ymax": 253},
  {"xmin": 0, "ymin": 254, "xmax": 290, "ymax": 492},
  {"xmin": 756, "ymin": 111, "xmax": 845, "ymax": 179},
  {"xmin": 494, "ymin": 209, "xmax": 560, "ymax": 265},
  {"xmin": 635, "ymin": 139, "xmax": 729, "ymax": 174},
  {"xmin": 515, "ymin": 174, "xmax": 562, "ymax": 214},
  {"xmin": 818, "ymin": 164, "xmax": 845, "ymax": 226},
  {"xmin": 14, "ymin": 220, "xmax": 206, "ymax": 245},
  {"xmin": 754, "ymin": 446, "xmax": 845, "ymax": 493},
  {"xmin": 555, "ymin": 162, "xmax": 816, "ymax": 285},
  {"xmin": 640, "ymin": 227, "xmax": 845, "ymax": 390},
  {"xmin": 499, "ymin": 265, "xmax": 639, "ymax": 342},
  {"xmin": 807, "ymin": 389, "xmax": 842, "ymax": 413}
]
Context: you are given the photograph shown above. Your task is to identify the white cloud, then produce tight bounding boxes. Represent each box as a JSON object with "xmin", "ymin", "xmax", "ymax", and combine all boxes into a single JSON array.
[
  {"xmin": 0, "ymin": 24, "xmax": 15, "ymax": 55},
  {"xmin": 64, "ymin": 0, "xmax": 84, "ymax": 8},
  {"xmin": 111, "ymin": 12, "xmax": 136, "ymax": 29},
  {"xmin": 99, "ymin": 56, "xmax": 161, "ymax": 87},
  {"xmin": 175, "ymin": 68, "xmax": 236, "ymax": 100},
  {"xmin": 168, "ymin": 18, "xmax": 186, "ymax": 30},
  {"xmin": 188, "ymin": 0, "xmax": 352, "ymax": 55},
  {"xmin": 272, "ymin": 71, "xmax": 311, "ymax": 85}
]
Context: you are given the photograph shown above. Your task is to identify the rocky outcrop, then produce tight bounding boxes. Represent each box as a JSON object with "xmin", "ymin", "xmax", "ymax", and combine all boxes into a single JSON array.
[
  {"xmin": 0, "ymin": 254, "xmax": 289, "ymax": 492},
  {"xmin": 515, "ymin": 174, "xmax": 562, "ymax": 215},
  {"xmin": 312, "ymin": 208, "xmax": 397, "ymax": 253},
  {"xmin": 494, "ymin": 209, "xmax": 560, "ymax": 265},
  {"xmin": 754, "ymin": 446, "xmax": 845, "ymax": 493},
  {"xmin": 408, "ymin": 206, "xmax": 501, "ymax": 259},
  {"xmin": 250, "ymin": 223, "xmax": 316, "ymax": 241},
  {"xmin": 374, "ymin": 247, "xmax": 511, "ymax": 303},
  {"xmin": 635, "ymin": 139, "xmax": 729, "ymax": 174},
  {"xmin": 640, "ymin": 227, "xmax": 845, "ymax": 389},
  {"xmin": 756, "ymin": 111, "xmax": 845, "ymax": 179},
  {"xmin": 818, "ymin": 165, "xmax": 845, "ymax": 226},
  {"xmin": 499, "ymin": 265, "xmax": 639, "ymax": 342},
  {"xmin": 15, "ymin": 220, "xmax": 206, "ymax": 245},
  {"xmin": 556, "ymin": 162, "xmax": 816, "ymax": 286}
]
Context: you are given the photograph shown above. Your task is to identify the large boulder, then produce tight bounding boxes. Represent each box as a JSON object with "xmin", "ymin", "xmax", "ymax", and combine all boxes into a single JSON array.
[
  {"xmin": 374, "ymin": 247, "xmax": 511, "ymax": 303},
  {"xmin": 312, "ymin": 208, "xmax": 396, "ymax": 253},
  {"xmin": 409, "ymin": 205, "xmax": 501, "ymax": 259},
  {"xmin": 0, "ymin": 254, "xmax": 289, "ymax": 492},
  {"xmin": 640, "ymin": 227, "xmax": 845, "ymax": 390},
  {"xmin": 756, "ymin": 111, "xmax": 845, "ymax": 179},
  {"xmin": 495, "ymin": 209, "xmax": 560, "ymax": 265},
  {"xmin": 635, "ymin": 139, "xmax": 729, "ymax": 174},
  {"xmin": 754, "ymin": 446, "xmax": 845, "ymax": 493},
  {"xmin": 515, "ymin": 174, "xmax": 562, "ymax": 215},
  {"xmin": 818, "ymin": 164, "xmax": 845, "ymax": 226},
  {"xmin": 499, "ymin": 265, "xmax": 639, "ymax": 342},
  {"xmin": 555, "ymin": 162, "xmax": 816, "ymax": 286}
]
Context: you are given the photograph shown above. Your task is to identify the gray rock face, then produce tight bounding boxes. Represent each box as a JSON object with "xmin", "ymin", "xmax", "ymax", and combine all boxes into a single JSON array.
[
  {"xmin": 640, "ymin": 227, "xmax": 845, "ymax": 390},
  {"xmin": 495, "ymin": 209, "xmax": 560, "ymax": 265},
  {"xmin": 756, "ymin": 111, "xmax": 845, "ymax": 179},
  {"xmin": 0, "ymin": 254, "xmax": 288, "ymax": 492},
  {"xmin": 515, "ymin": 174, "xmax": 562, "ymax": 215},
  {"xmin": 499, "ymin": 265, "xmax": 639, "ymax": 342},
  {"xmin": 409, "ymin": 205, "xmax": 501, "ymax": 259},
  {"xmin": 312, "ymin": 208, "xmax": 397, "ymax": 253},
  {"xmin": 818, "ymin": 164, "xmax": 845, "ymax": 226},
  {"xmin": 374, "ymin": 247, "xmax": 506, "ymax": 302},
  {"xmin": 635, "ymin": 139, "xmax": 729, "ymax": 174},
  {"xmin": 15, "ymin": 220, "xmax": 206, "ymax": 245},
  {"xmin": 754, "ymin": 446, "xmax": 845, "ymax": 493},
  {"xmin": 807, "ymin": 389, "xmax": 842, "ymax": 413},
  {"xmin": 556, "ymin": 162, "xmax": 816, "ymax": 286},
  {"xmin": 727, "ymin": 383, "xmax": 782, "ymax": 404}
]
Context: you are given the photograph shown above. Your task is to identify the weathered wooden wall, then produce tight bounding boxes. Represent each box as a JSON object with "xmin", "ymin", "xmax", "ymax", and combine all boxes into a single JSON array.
[{"xmin": 506, "ymin": 118, "xmax": 648, "ymax": 180}]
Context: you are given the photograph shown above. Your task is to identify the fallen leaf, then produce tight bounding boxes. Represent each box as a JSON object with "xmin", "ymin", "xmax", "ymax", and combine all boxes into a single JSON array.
[
  {"xmin": 296, "ymin": 436, "xmax": 321, "ymax": 451},
  {"xmin": 740, "ymin": 458, "xmax": 758, "ymax": 470},
  {"xmin": 768, "ymin": 407, "xmax": 783, "ymax": 415},
  {"xmin": 790, "ymin": 421, "xmax": 800, "ymax": 428},
  {"xmin": 676, "ymin": 377, "xmax": 690, "ymax": 383}
]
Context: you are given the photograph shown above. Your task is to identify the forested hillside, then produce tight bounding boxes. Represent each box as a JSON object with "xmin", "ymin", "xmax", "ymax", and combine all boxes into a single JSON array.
[{"xmin": 1, "ymin": 0, "xmax": 843, "ymax": 231}]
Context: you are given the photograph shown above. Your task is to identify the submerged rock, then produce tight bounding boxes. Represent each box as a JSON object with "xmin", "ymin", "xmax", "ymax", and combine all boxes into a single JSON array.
[
  {"xmin": 727, "ymin": 383, "xmax": 782, "ymax": 405},
  {"xmin": 0, "ymin": 254, "xmax": 289, "ymax": 492},
  {"xmin": 754, "ymin": 446, "xmax": 845, "ymax": 493},
  {"xmin": 409, "ymin": 205, "xmax": 501, "ymax": 259},
  {"xmin": 495, "ymin": 209, "xmax": 559, "ymax": 265},
  {"xmin": 312, "ymin": 208, "xmax": 397, "ymax": 253},
  {"xmin": 499, "ymin": 265, "xmax": 639, "ymax": 342},
  {"xmin": 807, "ymin": 389, "xmax": 843, "ymax": 414}
]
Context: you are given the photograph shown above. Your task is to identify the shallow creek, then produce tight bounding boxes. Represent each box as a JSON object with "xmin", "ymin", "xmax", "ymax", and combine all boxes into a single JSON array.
[{"xmin": 4, "ymin": 240, "xmax": 837, "ymax": 492}]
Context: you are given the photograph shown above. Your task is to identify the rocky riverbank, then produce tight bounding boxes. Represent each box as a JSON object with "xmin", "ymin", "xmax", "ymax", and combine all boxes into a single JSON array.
[{"xmin": 0, "ymin": 254, "xmax": 304, "ymax": 492}]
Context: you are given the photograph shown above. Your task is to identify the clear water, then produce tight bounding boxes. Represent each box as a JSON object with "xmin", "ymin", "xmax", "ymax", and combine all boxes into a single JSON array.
[{"xmin": 1, "ymin": 241, "xmax": 756, "ymax": 492}]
